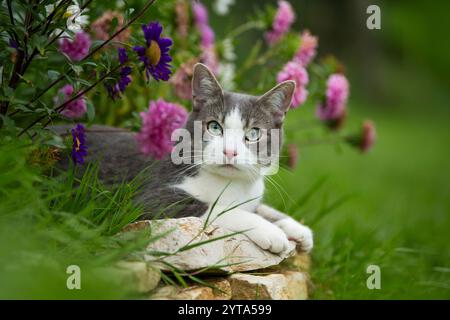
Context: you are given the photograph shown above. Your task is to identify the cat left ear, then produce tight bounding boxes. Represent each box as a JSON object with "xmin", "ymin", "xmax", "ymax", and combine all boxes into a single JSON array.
[
  {"xmin": 257, "ymin": 80, "xmax": 296, "ymax": 113},
  {"xmin": 191, "ymin": 63, "xmax": 223, "ymax": 111}
]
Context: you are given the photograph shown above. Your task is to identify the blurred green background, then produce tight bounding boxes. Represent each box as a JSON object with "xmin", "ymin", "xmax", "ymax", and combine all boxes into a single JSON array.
[
  {"xmin": 198, "ymin": 0, "xmax": 450, "ymax": 298},
  {"xmin": 218, "ymin": 0, "xmax": 450, "ymax": 298},
  {"xmin": 1, "ymin": 0, "xmax": 449, "ymax": 299}
]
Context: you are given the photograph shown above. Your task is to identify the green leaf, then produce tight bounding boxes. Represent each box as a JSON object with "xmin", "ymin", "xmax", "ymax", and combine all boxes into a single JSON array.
[
  {"xmin": 86, "ymin": 100, "xmax": 95, "ymax": 122},
  {"xmin": 71, "ymin": 65, "xmax": 83, "ymax": 76},
  {"xmin": 48, "ymin": 70, "xmax": 60, "ymax": 81}
]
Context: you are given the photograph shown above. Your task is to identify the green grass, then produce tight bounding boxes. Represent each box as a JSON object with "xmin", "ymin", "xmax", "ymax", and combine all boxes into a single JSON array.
[
  {"xmin": 1, "ymin": 99, "xmax": 449, "ymax": 299},
  {"xmin": 265, "ymin": 102, "xmax": 450, "ymax": 299}
]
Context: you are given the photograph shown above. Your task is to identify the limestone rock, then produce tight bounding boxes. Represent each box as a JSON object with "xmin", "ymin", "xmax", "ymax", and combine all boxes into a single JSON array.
[
  {"xmin": 111, "ymin": 261, "xmax": 161, "ymax": 293},
  {"xmin": 150, "ymin": 278, "xmax": 231, "ymax": 300},
  {"xmin": 124, "ymin": 217, "xmax": 296, "ymax": 273},
  {"xmin": 229, "ymin": 271, "xmax": 308, "ymax": 300}
]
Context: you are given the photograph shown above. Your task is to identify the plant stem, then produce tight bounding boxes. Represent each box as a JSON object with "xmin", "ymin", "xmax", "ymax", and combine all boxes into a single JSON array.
[
  {"xmin": 297, "ymin": 136, "xmax": 344, "ymax": 147},
  {"xmin": 227, "ymin": 21, "xmax": 264, "ymax": 39}
]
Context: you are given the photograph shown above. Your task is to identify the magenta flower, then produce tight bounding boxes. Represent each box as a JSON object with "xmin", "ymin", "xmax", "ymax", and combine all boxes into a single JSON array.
[
  {"xmin": 59, "ymin": 31, "xmax": 91, "ymax": 61},
  {"xmin": 294, "ymin": 30, "xmax": 318, "ymax": 66},
  {"xmin": 136, "ymin": 99, "xmax": 188, "ymax": 159},
  {"xmin": 55, "ymin": 84, "xmax": 87, "ymax": 119},
  {"xmin": 316, "ymin": 74, "xmax": 349, "ymax": 125},
  {"xmin": 265, "ymin": 0, "xmax": 295, "ymax": 45},
  {"xmin": 277, "ymin": 61, "xmax": 309, "ymax": 108}
]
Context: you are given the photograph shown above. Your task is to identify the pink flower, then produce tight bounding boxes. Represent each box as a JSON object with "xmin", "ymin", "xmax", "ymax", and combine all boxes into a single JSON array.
[
  {"xmin": 294, "ymin": 30, "xmax": 318, "ymax": 66},
  {"xmin": 316, "ymin": 74, "xmax": 349, "ymax": 125},
  {"xmin": 55, "ymin": 84, "xmax": 87, "ymax": 119},
  {"xmin": 91, "ymin": 11, "xmax": 130, "ymax": 44},
  {"xmin": 360, "ymin": 120, "xmax": 376, "ymax": 152},
  {"xmin": 59, "ymin": 31, "xmax": 91, "ymax": 61},
  {"xmin": 192, "ymin": 2, "xmax": 208, "ymax": 25},
  {"xmin": 277, "ymin": 61, "xmax": 309, "ymax": 108},
  {"xmin": 287, "ymin": 143, "xmax": 299, "ymax": 169},
  {"xmin": 265, "ymin": 1, "xmax": 295, "ymax": 45},
  {"xmin": 175, "ymin": 0, "xmax": 189, "ymax": 40},
  {"xmin": 200, "ymin": 24, "xmax": 215, "ymax": 48},
  {"xmin": 200, "ymin": 46, "xmax": 219, "ymax": 74},
  {"xmin": 171, "ymin": 59, "xmax": 197, "ymax": 100},
  {"xmin": 192, "ymin": 2, "xmax": 215, "ymax": 48},
  {"xmin": 136, "ymin": 99, "xmax": 188, "ymax": 159}
]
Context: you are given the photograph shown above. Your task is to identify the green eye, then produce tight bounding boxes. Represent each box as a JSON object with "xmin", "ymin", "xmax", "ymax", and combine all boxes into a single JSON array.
[
  {"xmin": 207, "ymin": 121, "xmax": 223, "ymax": 136},
  {"xmin": 245, "ymin": 127, "xmax": 261, "ymax": 142}
]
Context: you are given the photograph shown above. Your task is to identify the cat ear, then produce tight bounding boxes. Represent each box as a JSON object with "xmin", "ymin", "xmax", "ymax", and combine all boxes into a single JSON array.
[
  {"xmin": 191, "ymin": 63, "xmax": 223, "ymax": 111},
  {"xmin": 258, "ymin": 80, "xmax": 296, "ymax": 113}
]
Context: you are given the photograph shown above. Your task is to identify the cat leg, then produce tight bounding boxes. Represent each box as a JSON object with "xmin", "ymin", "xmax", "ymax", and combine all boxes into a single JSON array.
[
  {"xmin": 256, "ymin": 204, "xmax": 313, "ymax": 253},
  {"xmin": 204, "ymin": 206, "xmax": 290, "ymax": 254}
]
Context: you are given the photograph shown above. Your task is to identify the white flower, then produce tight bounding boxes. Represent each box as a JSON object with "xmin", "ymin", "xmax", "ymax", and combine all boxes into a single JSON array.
[
  {"xmin": 64, "ymin": 2, "xmax": 89, "ymax": 33},
  {"xmin": 218, "ymin": 62, "xmax": 236, "ymax": 91},
  {"xmin": 214, "ymin": 0, "xmax": 235, "ymax": 16},
  {"xmin": 46, "ymin": 1, "xmax": 89, "ymax": 37},
  {"xmin": 222, "ymin": 38, "xmax": 236, "ymax": 61}
]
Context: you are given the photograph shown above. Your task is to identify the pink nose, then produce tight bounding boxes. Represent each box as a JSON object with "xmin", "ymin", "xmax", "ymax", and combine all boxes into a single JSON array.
[{"xmin": 223, "ymin": 149, "xmax": 238, "ymax": 160}]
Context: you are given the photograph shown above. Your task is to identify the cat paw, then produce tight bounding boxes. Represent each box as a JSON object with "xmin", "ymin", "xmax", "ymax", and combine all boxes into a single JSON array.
[
  {"xmin": 247, "ymin": 223, "xmax": 290, "ymax": 254},
  {"xmin": 275, "ymin": 218, "xmax": 313, "ymax": 253}
]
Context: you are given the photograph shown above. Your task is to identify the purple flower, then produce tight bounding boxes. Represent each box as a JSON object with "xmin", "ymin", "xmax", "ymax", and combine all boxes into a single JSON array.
[
  {"xmin": 59, "ymin": 31, "xmax": 91, "ymax": 61},
  {"xmin": 133, "ymin": 21, "xmax": 173, "ymax": 81},
  {"xmin": 277, "ymin": 61, "xmax": 309, "ymax": 108},
  {"xmin": 191, "ymin": 2, "xmax": 218, "ymax": 74},
  {"xmin": 265, "ymin": 1, "xmax": 295, "ymax": 45},
  {"xmin": 192, "ymin": 2, "xmax": 208, "ymax": 25},
  {"xmin": 294, "ymin": 30, "xmax": 318, "ymax": 66},
  {"xmin": 192, "ymin": 2, "xmax": 215, "ymax": 48},
  {"xmin": 55, "ymin": 84, "xmax": 87, "ymax": 119},
  {"xmin": 106, "ymin": 48, "xmax": 132, "ymax": 100},
  {"xmin": 118, "ymin": 47, "xmax": 128, "ymax": 64},
  {"xmin": 316, "ymin": 74, "xmax": 349, "ymax": 125},
  {"xmin": 71, "ymin": 123, "xmax": 88, "ymax": 165},
  {"xmin": 9, "ymin": 38, "xmax": 18, "ymax": 50},
  {"xmin": 136, "ymin": 99, "xmax": 188, "ymax": 159},
  {"xmin": 200, "ymin": 24, "xmax": 215, "ymax": 48}
]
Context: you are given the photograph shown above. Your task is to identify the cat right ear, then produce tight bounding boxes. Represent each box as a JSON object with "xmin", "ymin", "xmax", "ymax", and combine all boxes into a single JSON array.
[{"xmin": 191, "ymin": 63, "xmax": 223, "ymax": 111}]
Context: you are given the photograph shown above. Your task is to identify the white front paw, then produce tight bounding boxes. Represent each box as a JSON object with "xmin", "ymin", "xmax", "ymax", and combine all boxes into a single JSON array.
[
  {"xmin": 275, "ymin": 218, "xmax": 313, "ymax": 253},
  {"xmin": 247, "ymin": 222, "xmax": 290, "ymax": 254}
]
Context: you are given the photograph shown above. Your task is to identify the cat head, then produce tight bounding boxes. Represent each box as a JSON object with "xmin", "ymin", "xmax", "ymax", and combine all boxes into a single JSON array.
[{"xmin": 180, "ymin": 63, "xmax": 295, "ymax": 180}]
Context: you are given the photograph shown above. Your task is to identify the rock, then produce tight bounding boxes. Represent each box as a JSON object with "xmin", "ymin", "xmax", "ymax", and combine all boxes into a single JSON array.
[
  {"xmin": 124, "ymin": 217, "xmax": 296, "ymax": 273},
  {"xmin": 111, "ymin": 261, "xmax": 161, "ymax": 293},
  {"xmin": 229, "ymin": 271, "xmax": 308, "ymax": 300},
  {"xmin": 150, "ymin": 278, "xmax": 231, "ymax": 300}
]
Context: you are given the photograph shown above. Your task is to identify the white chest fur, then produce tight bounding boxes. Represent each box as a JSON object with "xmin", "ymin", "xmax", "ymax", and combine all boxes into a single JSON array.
[{"xmin": 174, "ymin": 168, "xmax": 264, "ymax": 212}]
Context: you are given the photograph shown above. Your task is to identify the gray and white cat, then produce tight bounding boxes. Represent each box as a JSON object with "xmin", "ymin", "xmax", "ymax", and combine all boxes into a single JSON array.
[{"xmin": 55, "ymin": 63, "xmax": 313, "ymax": 254}]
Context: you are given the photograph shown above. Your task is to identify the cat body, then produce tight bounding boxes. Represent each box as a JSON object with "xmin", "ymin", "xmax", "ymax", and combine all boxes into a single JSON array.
[{"xmin": 53, "ymin": 63, "xmax": 313, "ymax": 254}]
